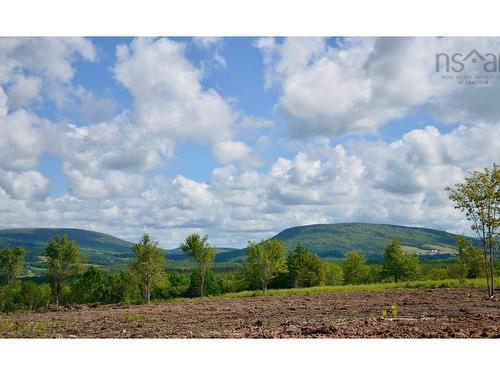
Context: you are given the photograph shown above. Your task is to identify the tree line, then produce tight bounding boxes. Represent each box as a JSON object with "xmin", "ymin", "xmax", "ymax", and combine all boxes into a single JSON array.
[{"xmin": 0, "ymin": 231, "xmax": 490, "ymax": 313}]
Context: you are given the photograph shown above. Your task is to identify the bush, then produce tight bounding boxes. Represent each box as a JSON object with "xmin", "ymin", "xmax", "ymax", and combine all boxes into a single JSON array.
[
  {"xmin": 71, "ymin": 266, "xmax": 113, "ymax": 304},
  {"xmin": 109, "ymin": 271, "xmax": 142, "ymax": 304},
  {"xmin": 0, "ymin": 281, "xmax": 51, "ymax": 312},
  {"xmin": 167, "ymin": 272, "xmax": 191, "ymax": 298},
  {"xmin": 15, "ymin": 281, "xmax": 51, "ymax": 310}
]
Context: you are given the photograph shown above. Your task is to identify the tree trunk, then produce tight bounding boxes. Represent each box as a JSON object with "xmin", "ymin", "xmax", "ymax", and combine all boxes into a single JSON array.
[
  {"xmin": 200, "ymin": 274, "xmax": 205, "ymax": 297},
  {"xmin": 145, "ymin": 283, "xmax": 151, "ymax": 303},
  {"xmin": 482, "ymin": 239, "xmax": 492, "ymax": 298}
]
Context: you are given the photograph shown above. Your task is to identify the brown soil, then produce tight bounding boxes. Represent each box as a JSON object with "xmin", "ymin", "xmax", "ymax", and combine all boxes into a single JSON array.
[{"xmin": 0, "ymin": 288, "xmax": 498, "ymax": 338}]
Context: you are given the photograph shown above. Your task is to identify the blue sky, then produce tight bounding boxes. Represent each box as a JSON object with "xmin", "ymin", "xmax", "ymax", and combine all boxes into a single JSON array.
[{"xmin": 0, "ymin": 37, "xmax": 498, "ymax": 247}]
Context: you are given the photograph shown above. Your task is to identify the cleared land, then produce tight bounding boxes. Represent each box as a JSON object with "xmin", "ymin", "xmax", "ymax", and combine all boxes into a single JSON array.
[{"xmin": 0, "ymin": 288, "xmax": 498, "ymax": 338}]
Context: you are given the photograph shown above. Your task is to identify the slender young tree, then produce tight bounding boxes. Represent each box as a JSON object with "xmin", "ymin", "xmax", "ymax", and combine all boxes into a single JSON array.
[
  {"xmin": 0, "ymin": 247, "xmax": 25, "ymax": 286},
  {"xmin": 180, "ymin": 233, "xmax": 215, "ymax": 297},
  {"xmin": 244, "ymin": 239, "xmax": 287, "ymax": 293},
  {"xmin": 45, "ymin": 236, "xmax": 83, "ymax": 306},
  {"xmin": 129, "ymin": 234, "xmax": 167, "ymax": 303},
  {"xmin": 446, "ymin": 163, "xmax": 499, "ymax": 297}
]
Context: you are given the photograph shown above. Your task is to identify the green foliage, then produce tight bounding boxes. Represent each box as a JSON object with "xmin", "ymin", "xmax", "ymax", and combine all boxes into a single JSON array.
[
  {"xmin": 220, "ymin": 277, "xmax": 499, "ymax": 300},
  {"xmin": 109, "ymin": 271, "xmax": 142, "ymax": 304},
  {"xmin": 45, "ymin": 236, "xmax": 84, "ymax": 306},
  {"xmin": 0, "ymin": 281, "xmax": 51, "ymax": 313},
  {"xmin": 180, "ymin": 233, "xmax": 216, "ymax": 297},
  {"xmin": 447, "ymin": 262, "xmax": 468, "ymax": 280},
  {"xmin": 426, "ymin": 267, "xmax": 449, "ymax": 280},
  {"xmin": 15, "ymin": 281, "xmax": 51, "ymax": 310},
  {"xmin": 380, "ymin": 238, "xmax": 421, "ymax": 282},
  {"xmin": 151, "ymin": 275, "xmax": 171, "ymax": 301},
  {"xmin": 129, "ymin": 234, "xmax": 167, "ymax": 303},
  {"xmin": 0, "ymin": 247, "xmax": 25, "ymax": 286},
  {"xmin": 187, "ymin": 269, "xmax": 226, "ymax": 297},
  {"xmin": 243, "ymin": 239, "xmax": 287, "ymax": 292},
  {"xmin": 122, "ymin": 313, "xmax": 141, "ymax": 322},
  {"xmin": 446, "ymin": 163, "xmax": 499, "ymax": 297},
  {"xmin": 342, "ymin": 251, "xmax": 369, "ymax": 284},
  {"xmin": 456, "ymin": 235, "xmax": 484, "ymax": 278},
  {"xmin": 71, "ymin": 266, "xmax": 113, "ymax": 304},
  {"xmin": 391, "ymin": 304, "xmax": 399, "ymax": 318},
  {"xmin": 167, "ymin": 272, "xmax": 191, "ymax": 298},
  {"xmin": 286, "ymin": 244, "xmax": 325, "ymax": 287},
  {"xmin": 322, "ymin": 261, "xmax": 344, "ymax": 286}
]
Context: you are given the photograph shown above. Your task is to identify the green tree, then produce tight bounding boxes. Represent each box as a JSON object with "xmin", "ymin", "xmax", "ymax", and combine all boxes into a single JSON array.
[
  {"xmin": 244, "ymin": 239, "xmax": 287, "ymax": 293},
  {"xmin": 342, "ymin": 251, "xmax": 369, "ymax": 284},
  {"xmin": 109, "ymin": 271, "xmax": 142, "ymax": 304},
  {"xmin": 380, "ymin": 238, "xmax": 421, "ymax": 282},
  {"xmin": 446, "ymin": 163, "xmax": 499, "ymax": 297},
  {"xmin": 45, "ymin": 236, "xmax": 83, "ymax": 306},
  {"xmin": 0, "ymin": 247, "xmax": 25, "ymax": 286},
  {"xmin": 72, "ymin": 266, "xmax": 113, "ymax": 304},
  {"xmin": 456, "ymin": 235, "xmax": 484, "ymax": 279},
  {"xmin": 180, "ymin": 233, "xmax": 215, "ymax": 297},
  {"xmin": 323, "ymin": 261, "xmax": 344, "ymax": 286},
  {"xmin": 129, "ymin": 234, "xmax": 167, "ymax": 303},
  {"xmin": 286, "ymin": 244, "xmax": 324, "ymax": 287}
]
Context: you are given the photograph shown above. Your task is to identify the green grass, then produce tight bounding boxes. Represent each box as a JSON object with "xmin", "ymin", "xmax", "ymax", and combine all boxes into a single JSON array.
[
  {"xmin": 216, "ymin": 278, "xmax": 498, "ymax": 299},
  {"xmin": 122, "ymin": 313, "xmax": 142, "ymax": 322}
]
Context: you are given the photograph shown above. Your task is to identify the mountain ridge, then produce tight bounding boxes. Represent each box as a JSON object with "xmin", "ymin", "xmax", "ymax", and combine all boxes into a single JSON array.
[{"xmin": 0, "ymin": 223, "xmax": 479, "ymax": 271}]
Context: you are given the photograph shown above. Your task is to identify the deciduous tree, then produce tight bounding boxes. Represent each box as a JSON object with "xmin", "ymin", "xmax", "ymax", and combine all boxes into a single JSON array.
[
  {"xmin": 45, "ymin": 236, "xmax": 83, "ymax": 306},
  {"xmin": 0, "ymin": 247, "xmax": 25, "ymax": 286},
  {"xmin": 130, "ymin": 234, "xmax": 167, "ymax": 303},
  {"xmin": 446, "ymin": 163, "xmax": 499, "ymax": 297},
  {"xmin": 286, "ymin": 244, "xmax": 324, "ymax": 287},
  {"xmin": 180, "ymin": 233, "xmax": 215, "ymax": 297},
  {"xmin": 244, "ymin": 239, "xmax": 287, "ymax": 293},
  {"xmin": 342, "ymin": 251, "xmax": 369, "ymax": 285},
  {"xmin": 380, "ymin": 238, "xmax": 421, "ymax": 282}
]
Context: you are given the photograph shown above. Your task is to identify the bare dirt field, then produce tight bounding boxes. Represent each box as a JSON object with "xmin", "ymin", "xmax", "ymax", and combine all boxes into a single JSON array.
[{"xmin": 0, "ymin": 288, "xmax": 498, "ymax": 338}]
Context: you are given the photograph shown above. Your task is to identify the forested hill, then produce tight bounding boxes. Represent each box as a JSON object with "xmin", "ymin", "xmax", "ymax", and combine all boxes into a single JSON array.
[
  {"xmin": 0, "ymin": 223, "xmax": 478, "ymax": 270},
  {"xmin": 0, "ymin": 228, "xmax": 135, "ymax": 267},
  {"xmin": 272, "ymin": 223, "xmax": 478, "ymax": 261}
]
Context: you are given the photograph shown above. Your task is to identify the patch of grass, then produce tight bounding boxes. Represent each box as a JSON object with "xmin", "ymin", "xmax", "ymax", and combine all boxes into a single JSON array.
[
  {"xmin": 0, "ymin": 321, "xmax": 14, "ymax": 332},
  {"xmin": 0, "ymin": 319, "xmax": 65, "ymax": 337},
  {"xmin": 122, "ymin": 313, "xmax": 141, "ymax": 322},
  {"xmin": 216, "ymin": 278, "xmax": 497, "ymax": 300},
  {"xmin": 381, "ymin": 309, "xmax": 387, "ymax": 319},
  {"xmin": 391, "ymin": 304, "xmax": 399, "ymax": 318}
]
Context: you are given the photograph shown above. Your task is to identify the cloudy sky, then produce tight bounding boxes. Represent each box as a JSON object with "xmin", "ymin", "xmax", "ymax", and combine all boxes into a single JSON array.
[{"xmin": 0, "ymin": 37, "xmax": 498, "ymax": 248}]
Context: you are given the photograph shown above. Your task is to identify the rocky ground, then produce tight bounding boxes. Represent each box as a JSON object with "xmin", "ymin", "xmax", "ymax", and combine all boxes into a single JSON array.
[{"xmin": 0, "ymin": 288, "xmax": 498, "ymax": 338}]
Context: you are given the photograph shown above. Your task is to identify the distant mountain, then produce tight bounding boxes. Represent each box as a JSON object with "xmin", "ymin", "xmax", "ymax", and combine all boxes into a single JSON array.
[
  {"xmin": 0, "ymin": 228, "xmax": 135, "ymax": 270},
  {"xmin": 0, "ymin": 223, "xmax": 479, "ymax": 273},
  {"xmin": 0, "ymin": 228, "xmax": 243, "ymax": 272},
  {"xmin": 272, "ymin": 223, "xmax": 477, "ymax": 261}
]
